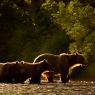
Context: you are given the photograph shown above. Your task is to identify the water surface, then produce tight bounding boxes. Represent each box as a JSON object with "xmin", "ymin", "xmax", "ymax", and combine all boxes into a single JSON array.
[{"xmin": 0, "ymin": 81, "xmax": 95, "ymax": 95}]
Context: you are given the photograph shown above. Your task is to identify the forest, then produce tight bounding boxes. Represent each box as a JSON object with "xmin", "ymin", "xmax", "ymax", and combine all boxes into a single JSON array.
[{"xmin": 0, "ymin": 0, "xmax": 95, "ymax": 79}]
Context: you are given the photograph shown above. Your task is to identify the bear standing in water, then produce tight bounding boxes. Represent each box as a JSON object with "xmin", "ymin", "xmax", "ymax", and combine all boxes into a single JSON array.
[
  {"xmin": 0, "ymin": 60, "xmax": 52, "ymax": 84},
  {"xmin": 33, "ymin": 53, "xmax": 86, "ymax": 83},
  {"xmin": 11, "ymin": 59, "xmax": 52, "ymax": 84},
  {"xmin": 0, "ymin": 61, "xmax": 19, "ymax": 83}
]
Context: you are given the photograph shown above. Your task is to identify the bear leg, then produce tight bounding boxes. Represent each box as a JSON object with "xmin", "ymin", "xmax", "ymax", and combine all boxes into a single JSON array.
[
  {"xmin": 61, "ymin": 74, "xmax": 69, "ymax": 83},
  {"xmin": 30, "ymin": 75, "xmax": 41, "ymax": 84},
  {"xmin": 47, "ymin": 71, "xmax": 54, "ymax": 82},
  {"xmin": 60, "ymin": 69, "xmax": 69, "ymax": 83},
  {"xmin": 48, "ymin": 76, "xmax": 53, "ymax": 82},
  {"xmin": 30, "ymin": 77, "xmax": 40, "ymax": 84}
]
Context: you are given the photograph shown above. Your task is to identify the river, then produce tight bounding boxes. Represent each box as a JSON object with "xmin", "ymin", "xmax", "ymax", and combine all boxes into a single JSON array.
[{"xmin": 0, "ymin": 80, "xmax": 95, "ymax": 95}]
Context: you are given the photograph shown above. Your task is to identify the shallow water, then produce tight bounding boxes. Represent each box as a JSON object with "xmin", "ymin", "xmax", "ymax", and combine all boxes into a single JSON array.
[{"xmin": 0, "ymin": 81, "xmax": 95, "ymax": 95}]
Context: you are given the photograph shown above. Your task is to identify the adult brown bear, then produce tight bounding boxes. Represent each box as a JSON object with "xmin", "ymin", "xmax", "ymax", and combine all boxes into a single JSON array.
[
  {"xmin": 11, "ymin": 59, "xmax": 52, "ymax": 84},
  {"xmin": 33, "ymin": 53, "xmax": 86, "ymax": 83},
  {"xmin": 0, "ymin": 61, "xmax": 19, "ymax": 83},
  {"xmin": 0, "ymin": 60, "xmax": 52, "ymax": 84},
  {"xmin": 16, "ymin": 59, "xmax": 52, "ymax": 84}
]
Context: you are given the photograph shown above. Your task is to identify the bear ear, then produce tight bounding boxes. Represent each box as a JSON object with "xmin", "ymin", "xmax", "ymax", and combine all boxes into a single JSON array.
[
  {"xmin": 43, "ymin": 59, "xmax": 48, "ymax": 63},
  {"xmin": 16, "ymin": 61, "xmax": 19, "ymax": 64},
  {"xmin": 20, "ymin": 61, "xmax": 24, "ymax": 64}
]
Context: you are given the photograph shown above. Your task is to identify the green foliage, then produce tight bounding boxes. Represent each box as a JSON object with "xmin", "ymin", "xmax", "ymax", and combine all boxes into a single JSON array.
[
  {"xmin": 52, "ymin": 1, "xmax": 95, "ymax": 56},
  {"xmin": 0, "ymin": 0, "xmax": 70, "ymax": 62}
]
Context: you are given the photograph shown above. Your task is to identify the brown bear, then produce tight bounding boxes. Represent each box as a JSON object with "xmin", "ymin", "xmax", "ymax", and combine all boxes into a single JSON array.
[
  {"xmin": 10, "ymin": 59, "xmax": 52, "ymax": 84},
  {"xmin": 41, "ymin": 64, "xmax": 85, "ymax": 82},
  {"xmin": 0, "ymin": 60, "xmax": 52, "ymax": 84},
  {"xmin": 68, "ymin": 63, "xmax": 86, "ymax": 80},
  {"xmin": 0, "ymin": 61, "xmax": 19, "ymax": 83},
  {"xmin": 33, "ymin": 53, "xmax": 86, "ymax": 83}
]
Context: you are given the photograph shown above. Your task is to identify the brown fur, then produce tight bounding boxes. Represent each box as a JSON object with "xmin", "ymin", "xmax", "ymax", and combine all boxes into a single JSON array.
[
  {"xmin": 11, "ymin": 60, "xmax": 51, "ymax": 83},
  {"xmin": 0, "ymin": 60, "xmax": 51, "ymax": 83},
  {"xmin": 33, "ymin": 53, "xmax": 86, "ymax": 83},
  {"xmin": 0, "ymin": 61, "xmax": 19, "ymax": 83}
]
